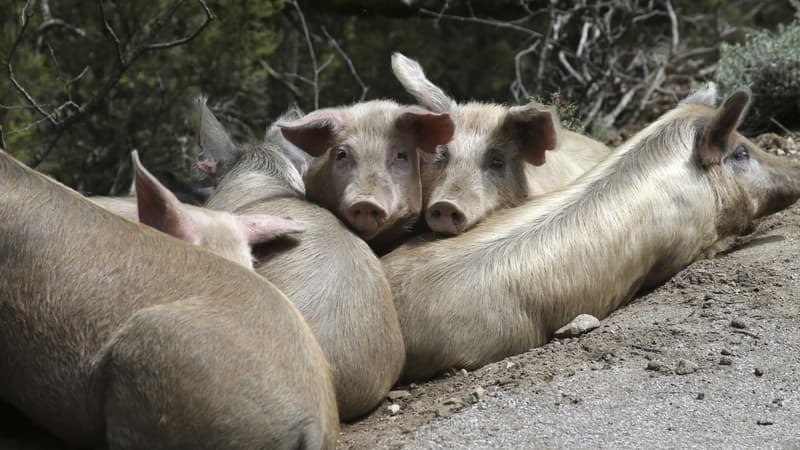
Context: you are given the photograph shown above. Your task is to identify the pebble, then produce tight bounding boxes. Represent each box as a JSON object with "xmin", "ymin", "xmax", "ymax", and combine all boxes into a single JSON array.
[
  {"xmin": 646, "ymin": 361, "xmax": 663, "ymax": 371},
  {"xmin": 721, "ymin": 349, "xmax": 734, "ymax": 356},
  {"xmin": 470, "ymin": 386, "xmax": 486, "ymax": 403},
  {"xmin": 730, "ymin": 319, "xmax": 747, "ymax": 329},
  {"xmin": 387, "ymin": 404, "xmax": 401, "ymax": 416},
  {"xmin": 675, "ymin": 359, "xmax": 699, "ymax": 375},
  {"xmin": 436, "ymin": 398, "xmax": 465, "ymax": 418},
  {"xmin": 696, "ymin": 392, "xmax": 705, "ymax": 400},
  {"xmin": 755, "ymin": 367, "xmax": 765, "ymax": 377},
  {"xmin": 387, "ymin": 390, "xmax": 411, "ymax": 401},
  {"xmin": 756, "ymin": 419, "xmax": 774, "ymax": 426},
  {"xmin": 719, "ymin": 357, "xmax": 733, "ymax": 366},
  {"xmin": 554, "ymin": 314, "xmax": 601, "ymax": 338}
]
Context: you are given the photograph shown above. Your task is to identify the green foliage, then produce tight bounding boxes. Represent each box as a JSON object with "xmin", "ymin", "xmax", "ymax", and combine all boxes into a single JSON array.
[{"xmin": 716, "ymin": 19, "xmax": 800, "ymax": 132}]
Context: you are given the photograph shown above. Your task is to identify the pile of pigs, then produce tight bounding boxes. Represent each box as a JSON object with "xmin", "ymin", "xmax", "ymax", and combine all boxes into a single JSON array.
[{"xmin": 2, "ymin": 53, "xmax": 799, "ymax": 449}]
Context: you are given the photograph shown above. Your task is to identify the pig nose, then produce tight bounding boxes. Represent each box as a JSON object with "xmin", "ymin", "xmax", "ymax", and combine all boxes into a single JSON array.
[
  {"xmin": 344, "ymin": 201, "xmax": 388, "ymax": 236},
  {"xmin": 426, "ymin": 201, "xmax": 467, "ymax": 235}
]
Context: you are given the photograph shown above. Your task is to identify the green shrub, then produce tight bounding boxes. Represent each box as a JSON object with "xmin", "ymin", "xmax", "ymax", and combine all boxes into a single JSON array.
[
  {"xmin": 531, "ymin": 92, "xmax": 582, "ymax": 133},
  {"xmin": 716, "ymin": 19, "xmax": 800, "ymax": 132}
]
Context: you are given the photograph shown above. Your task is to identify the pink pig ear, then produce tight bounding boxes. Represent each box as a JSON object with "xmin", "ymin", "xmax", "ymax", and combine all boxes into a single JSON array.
[
  {"xmin": 503, "ymin": 102, "xmax": 559, "ymax": 166},
  {"xmin": 396, "ymin": 106, "xmax": 455, "ymax": 154},
  {"xmin": 196, "ymin": 159, "xmax": 218, "ymax": 176},
  {"xmin": 278, "ymin": 108, "xmax": 347, "ymax": 157},
  {"xmin": 132, "ymin": 151, "xmax": 201, "ymax": 245},
  {"xmin": 235, "ymin": 214, "xmax": 305, "ymax": 245}
]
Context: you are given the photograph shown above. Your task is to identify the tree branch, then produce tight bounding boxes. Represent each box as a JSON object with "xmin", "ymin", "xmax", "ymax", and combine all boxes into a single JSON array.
[{"xmin": 322, "ymin": 26, "xmax": 369, "ymax": 102}]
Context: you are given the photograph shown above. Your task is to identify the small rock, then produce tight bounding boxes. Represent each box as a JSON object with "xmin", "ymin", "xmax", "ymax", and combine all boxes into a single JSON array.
[
  {"xmin": 408, "ymin": 383, "xmax": 418, "ymax": 391},
  {"xmin": 646, "ymin": 361, "xmax": 663, "ymax": 371},
  {"xmin": 720, "ymin": 349, "xmax": 733, "ymax": 356},
  {"xmin": 756, "ymin": 419, "xmax": 774, "ymax": 426},
  {"xmin": 436, "ymin": 398, "xmax": 465, "ymax": 418},
  {"xmin": 387, "ymin": 390, "xmax": 411, "ymax": 401},
  {"xmin": 554, "ymin": 314, "xmax": 601, "ymax": 338},
  {"xmin": 505, "ymin": 361, "xmax": 515, "ymax": 369},
  {"xmin": 675, "ymin": 359, "xmax": 699, "ymax": 375},
  {"xmin": 387, "ymin": 404, "xmax": 401, "ymax": 416},
  {"xmin": 719, "ymin": 357, "xmax": 733, "ymax": 366},
  {"xmin": 730, "ymin": 319, "xmax": 747, "ymax": 329},
  {"xmin": 754, "ymin": 367, "xmax": 764, "ymax": 377},
  {"xmin": 696, "ymin": 392, "xmax": 705, "ymax": 400},
  {"xmin": 470, "ymin": 386, "xmax": 486, "ymax": 403},
  {"xmin": 458, "ymin": 368, "xmax": 469, "ymax": 376}
]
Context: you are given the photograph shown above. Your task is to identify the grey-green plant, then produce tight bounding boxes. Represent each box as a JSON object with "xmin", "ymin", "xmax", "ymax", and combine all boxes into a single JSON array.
[{"xmin": 716, "ymin": 19, "xmax": 800, "ymax": 132}]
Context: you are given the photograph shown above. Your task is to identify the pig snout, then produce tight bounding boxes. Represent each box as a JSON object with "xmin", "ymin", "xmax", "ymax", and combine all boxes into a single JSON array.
[
  {"xmin": 344, "ymin": 200, "xmax": 388, "ymax": 235},
  {"xmin": 426, "ymin": 201, "xmax": 467, "ymax": 235}
]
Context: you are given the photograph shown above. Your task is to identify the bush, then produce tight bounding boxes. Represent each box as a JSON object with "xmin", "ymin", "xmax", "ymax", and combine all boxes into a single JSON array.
[
  {"xmin": 531, "ymin": 92, "xmax": 582, "ymax": 133},
  {"xmin": 716, "ymin": 19, "xmax": 800, "ymax": 132}
]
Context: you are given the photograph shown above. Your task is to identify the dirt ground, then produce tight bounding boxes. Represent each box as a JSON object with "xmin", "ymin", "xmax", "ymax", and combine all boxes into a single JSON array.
[
  {"xmin": 340, "ymin": 199, "xmax": 800, "ymax": 449},
  {"xmin": 2, "ymin": 138, "xmax": 799, "ymax": 450}
]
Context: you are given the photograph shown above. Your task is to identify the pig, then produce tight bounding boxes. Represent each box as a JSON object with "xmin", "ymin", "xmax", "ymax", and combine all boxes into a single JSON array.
[
  {"xmin": 0, "ymin": 149, "xmax": 338, "ymax": 448},
  {"xmin": 391, "ymin": 52, "xmax": 611, "ymax": 235},
  {"xmin": 275, "ymin": 100, "xmax": 455, "ymax": 249},
  {"xmin": 200, "ymin": 102, "xmax": 406, "ymax": 421},
  {"xmin": 90, "ymin": 151, "xmax": 304, "ymax": 269},
  {"xmin": 381, "ymin": 85, "xmax": 800, "ymax": 381}
]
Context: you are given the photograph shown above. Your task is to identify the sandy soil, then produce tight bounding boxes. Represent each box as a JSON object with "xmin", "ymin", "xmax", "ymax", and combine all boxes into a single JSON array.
[{"xmin": 340, "ymin": 201, "xmax": 800, "ymax": 449}]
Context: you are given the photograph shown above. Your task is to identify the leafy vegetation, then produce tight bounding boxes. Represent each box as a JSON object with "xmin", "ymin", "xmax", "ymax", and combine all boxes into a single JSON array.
[
  {"xmin": 1, "ymin": 0, "xmax": 795, "ymax": 195},
  {"xmin": 716, "ymin": 18, "xmax": 800, "ymax": 132}
]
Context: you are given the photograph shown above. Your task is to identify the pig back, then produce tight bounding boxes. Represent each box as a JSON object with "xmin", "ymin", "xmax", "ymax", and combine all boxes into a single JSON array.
[
  {"xmin": 0, "ymin": 152, "xmax": 336, "ymax": 447},
  {"xmin": 525, "ymin": 130, "xmax": 610, "ymax": 194},
  {"xmin": 97, "ymin": 278, "xmax": 338, "ymax": 449},
  {"xmin": 234, "ymin": 195, "xmax": 405, "ymax": 420}
]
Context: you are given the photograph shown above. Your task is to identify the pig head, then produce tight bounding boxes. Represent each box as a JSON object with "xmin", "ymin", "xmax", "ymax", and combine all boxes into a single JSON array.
[{"xmin": 278, "ymin": 100, "xmax": 454, "ymax": 245}]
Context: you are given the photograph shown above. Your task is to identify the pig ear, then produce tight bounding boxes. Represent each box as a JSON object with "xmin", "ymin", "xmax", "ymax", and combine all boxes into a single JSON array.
[
  {"xmin": 235, "ymin": 214, "xmax": 305, "ymax": 245},
  {"xmin": 277, "ymin": 141, "xmax": 311, "ymax": 178},
  {"xmin": 503, "ymin": 103, "xmax": 559, "ymax": 166},
  {"xmin": 391, "ymin": 52, "xmax": 456, "ymax": 113},
  {"xmin": 396, "ymin": 106, "xmax": 455, "ymax": 154},
  {"xmin": 196, "ymin": 96, "xmax": 239, "ymax": 176},
  {"xmin": 278, "ymin": 109, "xmax": 346, "ymax": 157},
  {"xmin": 131, "ymin": 151, "xmax": 200, "ymax": 245},
  {"xmin": 698, "ymin": 89, "xmax": 750, "ymax": 169}
]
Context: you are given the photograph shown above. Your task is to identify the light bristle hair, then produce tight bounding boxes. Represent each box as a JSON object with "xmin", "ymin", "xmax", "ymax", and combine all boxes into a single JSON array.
[
  {"xmin": 681, "ymin": 82, "xmax": 718, "ymax": 107},
  {"xmin": 391, "ymin": 52, "xmax": 456, "ymax": 113}
]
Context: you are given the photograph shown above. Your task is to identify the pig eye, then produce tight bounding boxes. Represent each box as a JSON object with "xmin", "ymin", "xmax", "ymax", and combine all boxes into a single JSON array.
[
  {"xmin": 334, "ymin": 145, "xmax": 349, "ymax": 161},
  {"xmin": 490, "ymin": 156, "xmax": 505, "ymax": 169},
  {"xmin": 396, "ymin": 151, "xmax": 408, "ymax": 161},
  {"xmin": 732, "ymin": 145, "xmax": 749, "ymax": 161}
]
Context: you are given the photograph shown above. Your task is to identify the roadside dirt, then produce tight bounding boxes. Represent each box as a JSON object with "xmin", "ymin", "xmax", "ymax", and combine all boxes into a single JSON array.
[{"xmin": 341, "ymin": 187, "xmax": 800, "ymax": 449}]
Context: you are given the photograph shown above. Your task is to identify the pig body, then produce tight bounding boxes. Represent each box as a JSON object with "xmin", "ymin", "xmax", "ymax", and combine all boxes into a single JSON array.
[
  {"xmin": 382, "ymin": 87, "xmax": 800, "ymax": 381},
  {"xmin": 203, "ymin": 105, "xmax": 405, "ymax": 421},
  {"xmin": 0, "ymin": 150, "xmax": 338, "ymax": 448},
  {"xmin": 392, "ymin": 53, "xmax": 610, "ymax": 234},
  {"xmin": 277, "ymin": 100, "xmax": 454, "ymax": 249}
]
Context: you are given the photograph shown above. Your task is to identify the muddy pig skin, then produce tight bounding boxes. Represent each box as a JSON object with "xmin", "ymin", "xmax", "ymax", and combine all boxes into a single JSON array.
[
  {"xmin": 392, "ymin": 52, "xmax": 610, "ymax": 235},
  {"xmin": 382, "ymin": 86, "xmax": 800, "ymax": 381},
  {"xmin": 200, "ymin": 102, "xmax": 406, "ymax": 421},
  {"xmin": 91, "ymin": 151, "xmax": 303, "ymax": 269},
  {"xmin": 0, "ymin": 149, "xmax": 338, "ymax": 449}
]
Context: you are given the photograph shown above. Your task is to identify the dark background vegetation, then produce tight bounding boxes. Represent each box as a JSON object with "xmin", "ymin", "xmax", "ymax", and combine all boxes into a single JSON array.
[{"xmin": 1, "ymin": 0, "xmax": 797, "ymax": 196}]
